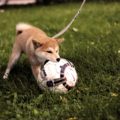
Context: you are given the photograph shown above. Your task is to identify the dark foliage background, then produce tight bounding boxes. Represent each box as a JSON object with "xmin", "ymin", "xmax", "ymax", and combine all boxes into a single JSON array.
[{"xmin": 40, "ymin": 0, "xmax": 119, "ymax": 5}]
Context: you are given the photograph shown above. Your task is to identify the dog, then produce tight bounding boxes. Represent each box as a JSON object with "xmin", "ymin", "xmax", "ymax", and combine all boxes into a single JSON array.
[{"xmin": 3, "ymin": 23, "xmax": 64, "ymax": 85}]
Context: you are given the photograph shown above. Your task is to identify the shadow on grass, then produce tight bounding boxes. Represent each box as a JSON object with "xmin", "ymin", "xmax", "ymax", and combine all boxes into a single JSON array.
[{"xmin": 0, "ymin": 61, "xmax": 43, "ymax": 96}]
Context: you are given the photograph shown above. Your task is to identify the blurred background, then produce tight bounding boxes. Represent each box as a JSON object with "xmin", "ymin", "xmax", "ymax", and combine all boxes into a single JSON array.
[{"xmin": 0, "ymin": 0, "xmax": 119, "ymax": 6}]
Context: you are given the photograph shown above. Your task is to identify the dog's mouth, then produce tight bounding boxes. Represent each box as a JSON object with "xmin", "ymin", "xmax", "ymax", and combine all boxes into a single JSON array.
[
  {"xmin": 44, "ymin": 60, "xmax": 49, "ymax": 65},
  {"xmin": 43, "ymin": 58, "xmax": 60, "ymax": 65}
]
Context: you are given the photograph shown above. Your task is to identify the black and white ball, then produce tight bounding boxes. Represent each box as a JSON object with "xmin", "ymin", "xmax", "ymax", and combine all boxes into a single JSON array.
[{"xmin": 39, "ymin": 58, "xmax": 78, "ymax": 93}]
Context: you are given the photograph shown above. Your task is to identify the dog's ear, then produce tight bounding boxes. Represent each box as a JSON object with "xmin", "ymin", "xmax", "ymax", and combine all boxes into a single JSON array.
[
  {"xmin": 32, "ymin": 40, "xmax": 43, "ymax": 49},
  {"xmin": 56, "ymin": 38, "xmax": 64, "ymax": 44}
]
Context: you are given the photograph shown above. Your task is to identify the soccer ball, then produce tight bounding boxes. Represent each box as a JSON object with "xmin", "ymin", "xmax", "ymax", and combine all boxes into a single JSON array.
[{"xmin": 39, "ymin": 58, "xmax": 78, "ymax": 93}]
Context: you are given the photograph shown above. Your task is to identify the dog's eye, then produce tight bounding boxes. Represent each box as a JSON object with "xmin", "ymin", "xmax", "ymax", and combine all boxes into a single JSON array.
[{"xmin": 47, "ymin": 51, "xmax": 52, "ymax": 53}]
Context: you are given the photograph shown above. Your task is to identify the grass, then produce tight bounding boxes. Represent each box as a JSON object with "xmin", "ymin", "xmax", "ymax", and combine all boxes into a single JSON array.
[{"xmin": 0, "ymin": 2, "xmax": 120, "ymax": 120}]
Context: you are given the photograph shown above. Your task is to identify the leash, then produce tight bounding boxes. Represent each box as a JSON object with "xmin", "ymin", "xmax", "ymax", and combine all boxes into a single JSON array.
[{"xmin": 52, "ymin": 0, "xmax": 86, "ymax": 38}]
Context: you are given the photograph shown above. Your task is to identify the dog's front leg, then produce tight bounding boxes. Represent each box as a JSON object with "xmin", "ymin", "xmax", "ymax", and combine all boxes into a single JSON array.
[
  {"xmin": 31, "ymin": 65, "xmax": 48, "ymax": 90},
  {"xmin": 31, "ymin": 65, "xmax": 43, "ymax": 83}
]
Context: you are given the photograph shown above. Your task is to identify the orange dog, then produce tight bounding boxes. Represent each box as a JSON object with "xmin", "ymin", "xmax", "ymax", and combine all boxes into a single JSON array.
[{"xmin": 3, "ymin": 23, "xmax": 63, "ymax": 83}]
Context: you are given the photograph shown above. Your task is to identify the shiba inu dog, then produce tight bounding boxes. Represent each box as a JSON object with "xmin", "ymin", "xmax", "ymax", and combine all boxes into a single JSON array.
[
  {"xmin": 3, "ymin": 0, "xmax": 86, "ymax": 89},
  {"xmin": 3, "ymin": 23, "xmax": 64, "ymax": 82}
]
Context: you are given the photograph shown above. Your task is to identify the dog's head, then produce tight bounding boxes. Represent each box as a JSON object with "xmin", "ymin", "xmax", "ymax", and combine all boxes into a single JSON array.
[{"xmin": 32, "ymin": 38, "xmax": 64, "ymax": 63}]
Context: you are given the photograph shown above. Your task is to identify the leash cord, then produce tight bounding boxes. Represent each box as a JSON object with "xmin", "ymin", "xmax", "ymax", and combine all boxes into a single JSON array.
[{"xmin": 52, "ymin": 0, "xmax": 86, "ymax": 38}]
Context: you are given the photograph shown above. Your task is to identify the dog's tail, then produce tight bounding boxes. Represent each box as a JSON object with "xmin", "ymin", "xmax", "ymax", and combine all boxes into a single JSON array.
[{"xmin": 16, "ymin": 23, "xmax": 33, "ymax": 35}]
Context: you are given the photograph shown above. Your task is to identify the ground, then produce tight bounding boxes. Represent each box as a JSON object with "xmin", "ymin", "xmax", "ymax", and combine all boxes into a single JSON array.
[{"xmin": 0, "ymin": 2, "xmax": 120, "ymax": 120}]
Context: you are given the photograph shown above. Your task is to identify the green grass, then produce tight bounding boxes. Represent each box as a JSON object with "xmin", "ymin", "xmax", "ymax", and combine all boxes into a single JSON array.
[{"xmin": 0, "ymin": 2, "xmax": 120, "ymax": 120}]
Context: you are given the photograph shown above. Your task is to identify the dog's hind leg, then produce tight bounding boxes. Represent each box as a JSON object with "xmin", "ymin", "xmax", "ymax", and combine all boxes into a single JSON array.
[{"xmin": 3, "ymin": 43, "xmax": 21, "ymax": 79}]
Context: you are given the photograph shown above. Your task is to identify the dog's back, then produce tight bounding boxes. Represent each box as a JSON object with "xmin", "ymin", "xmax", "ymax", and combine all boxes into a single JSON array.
[
  {"xmin": 15, "ymin": 23, "xmax": 48, "ymax": 52},
  {"xmin": 16, "ymin": 23, "xmax": 47, "ymax": 40}
]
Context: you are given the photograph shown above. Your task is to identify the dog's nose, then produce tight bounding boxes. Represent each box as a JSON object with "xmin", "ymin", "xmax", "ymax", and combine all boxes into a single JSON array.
[{"xmin": 56, "ymin": 58, "xmax": 60, "ymax": 62}]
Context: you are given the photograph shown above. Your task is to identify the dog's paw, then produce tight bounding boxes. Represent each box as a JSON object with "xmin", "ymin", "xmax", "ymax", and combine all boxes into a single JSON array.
[{"xmin": 3, "ymin": 74, "xmax": 8, "ymax": 80}]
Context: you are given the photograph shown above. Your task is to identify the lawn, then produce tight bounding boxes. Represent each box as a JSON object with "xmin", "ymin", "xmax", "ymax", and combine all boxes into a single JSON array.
[{"xmin": 0, "ymin": 2, "xmax": 120, "ymax": 120}]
